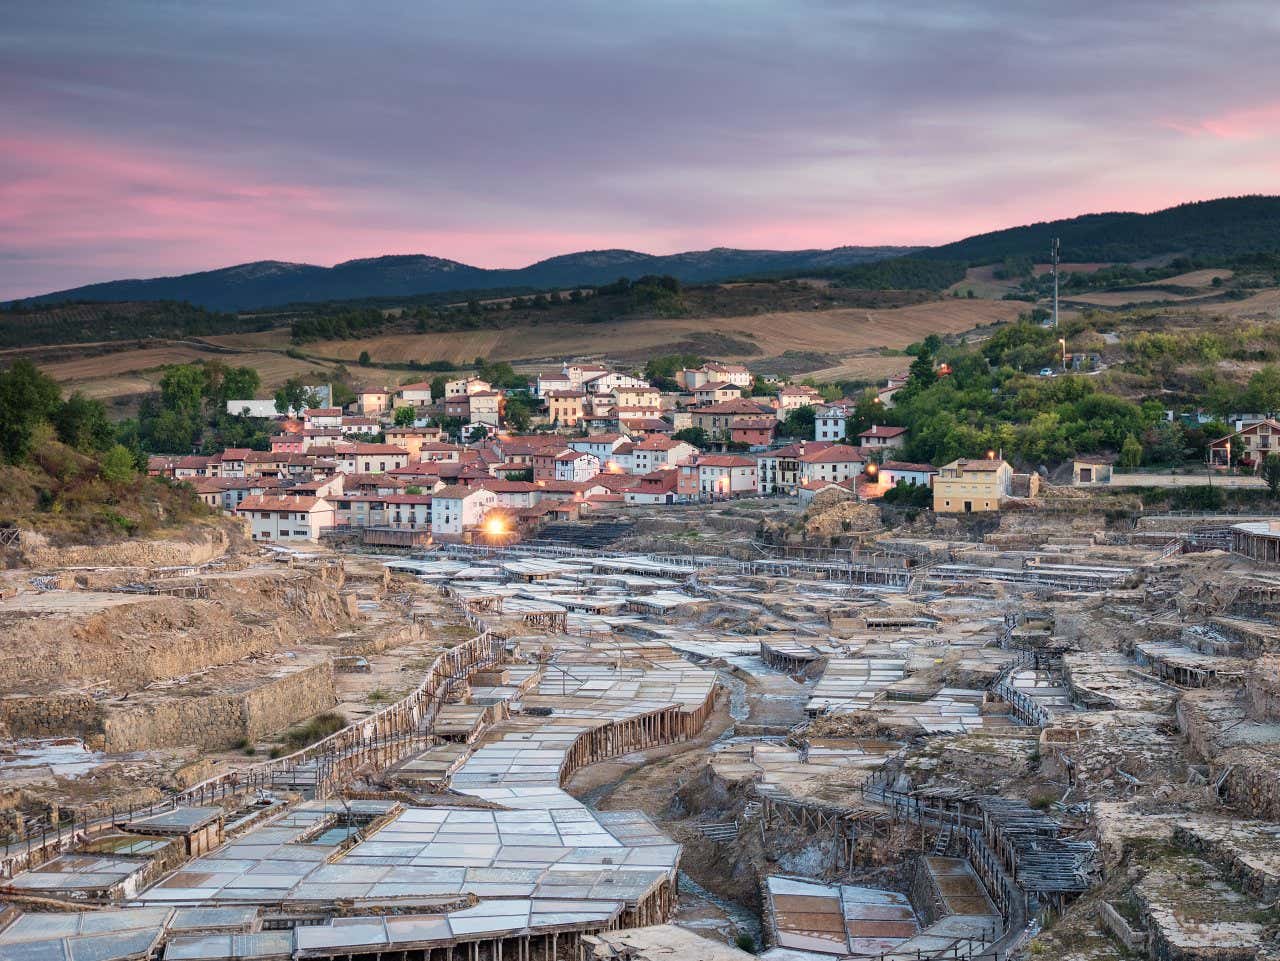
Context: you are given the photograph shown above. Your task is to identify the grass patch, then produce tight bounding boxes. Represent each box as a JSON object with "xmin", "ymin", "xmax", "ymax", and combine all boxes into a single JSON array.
[{"xmin": 284, "ymin": 712, "xmax": 346, "ymax": 751}]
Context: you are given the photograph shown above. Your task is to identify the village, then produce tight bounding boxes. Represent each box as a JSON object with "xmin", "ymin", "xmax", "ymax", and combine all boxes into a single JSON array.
[
  {"xmin": 1, "ymin": 353, "xmax": 1279, "ymax": 961},
  {"xmin": 142, "ymin": 358, "xmax": 1269, "ymax": 549}
]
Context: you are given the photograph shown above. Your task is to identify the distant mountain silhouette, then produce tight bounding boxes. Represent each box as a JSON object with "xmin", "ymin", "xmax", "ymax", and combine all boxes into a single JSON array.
[
  {"xmin": 15, "ymin": 247, "xmax": 912, "ymax": 311},
  {"xmin": 918, "ymin": 196, "xmax": 1280, "ymax": 264},
  {"xmin": 15, "ymin": 195, "xmax": 1280, "ymax": 310}
]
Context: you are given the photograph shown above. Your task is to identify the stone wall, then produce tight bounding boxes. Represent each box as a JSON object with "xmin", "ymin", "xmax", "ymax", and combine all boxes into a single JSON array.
[
  {"xmin": 100, "ymin": 660, "xmax": 337, "ymax": 752},
  {"xmin": 0, "ymin": 693, "xmax": 103, "ymax": 740},
  {"xmin": 1246, "ymin": 657, "xmax": 1280, "ymax": 722}
]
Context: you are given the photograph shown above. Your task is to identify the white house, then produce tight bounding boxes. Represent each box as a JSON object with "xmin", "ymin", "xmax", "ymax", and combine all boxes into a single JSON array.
[
  {"xmin": 236, "ymin": 494, "xmax": 335, "ymax": 543},
  {"xmin": 879, "ymin": 460, "xmax": 937, "ymax": 489},
  {"xmin": 383, "ymin": 494, "xmax": 433, "ymax": 529},
  {"xmin": 815, "ymin": 404, "xmax": 850, "ymax": 442},
  {"xmin": 554, "ymin": 450, "xmax": 601, "ymax": 482},
  {"xmin": 679, "ymin": 363, "xmax": 752, "ymax": 389},
  {"xmin": 396, "ymin": 381, "xmax": 437, "ymax": 406},
  {"xmin": 430, "ymin": 485, "xmax": 497, "ymax": 541},
  {"xmin": 696, "ymin": 455, "xmax": 757, "ymax": 497},
  {"xmin": 335, "ymin": 443, "xmax": 411, "ymax": 474},
  {"xmin": 797, "ymin": 444, "xmax": 866, "ymax": 485},
  {"xmin": 858, "ymin": 425, "xmax": 907, "ymax": 450},
  {"xmin": 629, "ymin": 436, "xmax": 696, "ymax": 475},
  {"xmin": 569, "ymin": 434, "xmax": 629, "ymax": 465},
  {"xmin": 582, "ymin": 371, "xmax": 649, "ymax": 395},
  {"xmin": 303, "ymin": 408, "xmax": 343, "ymax": 429},
  {"xmin": 445, "ymin": 376, "xmax": 492, "ymax": 397},
  {"xmin": 225, "ymin": 399, "xmax": 283, "ymax": 418},
  {"xmin": 535, "ymin": 370, "xmax": 575, "ymax": 399}
]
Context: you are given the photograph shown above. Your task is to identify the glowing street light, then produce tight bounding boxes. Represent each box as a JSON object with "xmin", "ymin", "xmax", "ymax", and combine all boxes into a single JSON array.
[
  {"xmin": 483, "ymin": 514, "xmax": 508, "ymax": 538},
  {"xmin": 1058, "ymin": 337, "xmax": 1067, "ymax": 371}
]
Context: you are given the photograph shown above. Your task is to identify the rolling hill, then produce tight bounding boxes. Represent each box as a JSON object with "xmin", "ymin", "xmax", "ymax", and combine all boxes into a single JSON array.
[
  {"xmin": 919, "ymin": 195, "xmax": 1280, "ymax": 265},
  {"xmin": 10, "ymin": 246, "xmax": 914, "ymax": 312}
]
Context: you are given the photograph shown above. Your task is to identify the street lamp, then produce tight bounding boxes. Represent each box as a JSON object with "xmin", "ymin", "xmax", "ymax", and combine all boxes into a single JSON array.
[{"xmin": 1058, "ymin": 338, "xmax": 1067, "ymax": 371}]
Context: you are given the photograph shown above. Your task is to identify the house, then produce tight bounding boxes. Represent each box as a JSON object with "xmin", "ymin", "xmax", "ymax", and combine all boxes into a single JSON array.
[
  {"xmin": 858, "ymin": 424, "xmax": 907, "ymax": 450},
  {"xmin": 933, "ymin": 458, "xmax": 1014, "ymax": 513},
  {"xmin": 396, "ymin": 381, "xmax": 437, "ymax": 406},
  {"xmin": 628, "ymin": 436, "xmax": 697, "ymax": 475},
  {"xmin": 383, "ymin": 428, "xmax": 440, "ymax": 460},
  {"xmin": 444, "ymin": 395, "xmax": 472, "ymax": 420},
  {"xmin": 546, "ymin": 390, "xmax": 587, "ymax": 427},
  {"xmin": 691, "ymin": 382, "xmax": 743, "ymax": 406},
  {"xmin": 570, "ymin": 434, "xmax": 629, "ymax": 465},
  {"xmin": 689, "ymin": 399, "xmax": 775, "ymax": 440},
  {"xmin": 756, "ymin": 442, "xmax": 835, "ymax": 495},
  {"xmin": 614, "ymin": 385, "xmax": 662, "ymax": 409},
  {"xmin": 775, "ymin": 385, "xmax": 824, "ymax": 421},
  {"xmin": 815, "ymin": 404, "xmax": 850, "ymax": 442},
  {"xmin": 383, "ymin": 494, "xmax": 433, "ymax": 530},
  {"xmin": 430, "ymin": 485, "xmax": 498, "ymax": 541},
  {"xmin": 697, "ymin": 454, "xmax": 757, "ymax": 497},
  {"xmin": 623, "ymin": 468, "xmax": 679, "ymax": 505},
  {"xmin": 554, "ymin": 450, "xmax": 601, "ymax": 482},
  {"xmin": 173, "ymin": 455, "xmax": 213, "ymax": 479},
  {"xmin": 468, "ymin": 391, "xmax": 503, "ymax": 427},
  {"xmin": 303, "ymin": 408, "xmax": 344, "ymax": 429},
  {"xmin": 335, "ymin": 443, "xmax": 410, "ymax": 474},
  {"xmin": 1207, "ymin": 418, "xmax": 1280, "ymax": 469},
  {"xmin": 339, "ymin": 416, "xmax": 381, "ymax": 436},
  {"xmin": 419, "ymin": 442, "xmax": 464, "ymax": 463},
  {"xmin": 224, "ymin": 399, "xmax": 281, "ymax": 418},
  {"xmin": 679, "ymin": 363, "xmax": 752, "ymax": 389},
  {"xmin": 213, "ymin": 448, "xmax": 252, "ymax": 477},
  {"xmin": 271, "ymin": 433, "xmax": 305, "ymax": 454},
  {"xmin": 1072, "ymin": 458, "xmax": 1113, "ymax": 485},
  {"xmin": 534, "ymin": 370, "xmax": 574, "ymax": 399},
  {"xmin": 445, "ymin": 376, "xmax": 492, "ymax": 397},
  {"xmin": 357, "ymin": 387, "xmax": 392, "ymax": 416},
  {"xmin": 476, "ymin": 479, "xmax": 543, "ymax": 510},
  {"xmin": 797, "ymin": 444, "xmax": 866, "ymax": 486},
  {"xmin": 582, "ymin": 371, "xmax": 649, "ymax": 395},
  {"xmin": 563, "ymin": 363, "xmax": 610, "ymax": 388},
  {"xmin": 878, "ymin": 461, "xmax": 938, "ymax": 489},
  {"xmin": 236, "ymin": 494, "xmax": 335, "ymax": 542},
  {"xmin": 730, "ymin": 417, "xmax": 776, "ymax": 448}
]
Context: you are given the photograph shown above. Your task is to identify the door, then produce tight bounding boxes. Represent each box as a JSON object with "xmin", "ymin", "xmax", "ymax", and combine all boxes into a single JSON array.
[{"xmin": 964, "ymin": 501, "xmax": 973, "ymax": 512}]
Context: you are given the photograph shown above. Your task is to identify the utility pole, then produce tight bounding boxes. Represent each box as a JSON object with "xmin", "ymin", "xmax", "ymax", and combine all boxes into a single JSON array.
[{"xmin": 1051, "ymin": 237, "xmax": 1061, "ymax": 329}]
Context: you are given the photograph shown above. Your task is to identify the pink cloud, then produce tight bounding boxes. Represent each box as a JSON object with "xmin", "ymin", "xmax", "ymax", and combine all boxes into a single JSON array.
[{"xmin": 1161, "ymin": 102, "xmax": 1280, "ymax": 140}]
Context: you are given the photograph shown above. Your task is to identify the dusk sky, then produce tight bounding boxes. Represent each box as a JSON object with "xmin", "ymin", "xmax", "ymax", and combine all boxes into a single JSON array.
[{"xmin": 3, "ymin": 1, "xmax": 1279, "ymax": 300}]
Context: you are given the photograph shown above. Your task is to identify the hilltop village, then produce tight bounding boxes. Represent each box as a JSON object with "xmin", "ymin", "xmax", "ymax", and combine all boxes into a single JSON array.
[
  {"xmin": 145, "ymin": 361, "xmax": 1030, "ymax": 546},
  {"xmin": 2, "ymin": 352, "xmax": 1280, "ymax": 961}
]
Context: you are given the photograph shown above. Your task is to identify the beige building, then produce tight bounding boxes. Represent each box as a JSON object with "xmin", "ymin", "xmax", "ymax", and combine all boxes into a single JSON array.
[
  {"xmin": 933, "ymin": 458, "xmax": 1013, "ymax": 513},
  {"xmin": 546, "ymin": 390, "xmax": 587, "ymax": 427}
]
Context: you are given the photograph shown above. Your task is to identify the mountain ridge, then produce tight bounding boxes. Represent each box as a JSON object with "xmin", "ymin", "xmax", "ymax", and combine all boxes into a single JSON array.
[{"xmin": 13, "ymin": 195, "xmax": 1280, "ymax": 311}]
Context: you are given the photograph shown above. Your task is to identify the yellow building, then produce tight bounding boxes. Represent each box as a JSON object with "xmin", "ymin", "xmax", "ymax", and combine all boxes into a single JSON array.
[{"xmin": 933, "ymin": 458, "xmax": 1013, "ymax": 513}]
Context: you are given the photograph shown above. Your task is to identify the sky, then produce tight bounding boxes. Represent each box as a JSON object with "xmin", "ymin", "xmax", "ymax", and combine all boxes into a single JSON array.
[{"xmin": 2, "ymin": 0, "xmax": 1279, "ymax": 300}]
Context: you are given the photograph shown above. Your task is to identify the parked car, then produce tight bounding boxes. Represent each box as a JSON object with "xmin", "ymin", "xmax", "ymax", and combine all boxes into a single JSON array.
[{"xmin": 1038, "ymin": 368, "xmax": 1056, "ymax": 377}]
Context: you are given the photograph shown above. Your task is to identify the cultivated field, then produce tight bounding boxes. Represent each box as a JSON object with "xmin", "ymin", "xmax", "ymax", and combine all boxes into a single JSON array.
[
  {"xmin": 212, "ymin": 299, "xmax": 1023, "ymax": 373},
  {"xmin": 38, "ymin": 343, "xmax": 344, "ymax": 405}
]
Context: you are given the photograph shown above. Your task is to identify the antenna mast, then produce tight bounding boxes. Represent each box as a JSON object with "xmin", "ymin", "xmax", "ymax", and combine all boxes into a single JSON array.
[{"xmin": 1051, "ymin": 237, "xmax": 1060, "ymax": 328}]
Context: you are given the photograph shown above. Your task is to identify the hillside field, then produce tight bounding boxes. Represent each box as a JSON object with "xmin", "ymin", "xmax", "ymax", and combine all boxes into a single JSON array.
[{"xmin": 213, "ymin": 298, "xmax": 1023, "ymax": 368}]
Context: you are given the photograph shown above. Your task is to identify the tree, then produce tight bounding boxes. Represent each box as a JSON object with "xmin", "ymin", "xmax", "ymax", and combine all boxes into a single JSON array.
[
  {"xmin": 274, "ymin": 377, "xmax": 311, "ymax": 416},
  {"xmin": 503, "ymin": 395, "xmax": 532, "ymax": 432},
  {"xmin": 99, "ymin": 444, "xmax": 138, "ymax": 485},
  {"xmin": 673, "ymin": 427, "xmax": 708, "ymax": 448},
  {"xmin": 0, "ymin": 360, "xmax": 62, "ymax": 462},
  {"xmin": 1263, "ymin": 453, "xmax": 1280, "ymax": 497},
  {"xmin": 430, "ymin": 375, "xmax": 449, "ymax": 401},
  {"xmin": 393, "ymin": 405, "xmax": 416, "ymax": 427},
  {"xmin": 404, "ymin": 485, "xmax": 424, "ymax": 495},
  {"xmin": 781, "ymin": 405, "xmax": 816, "ymax": 438},
  {"xmin": 358, "ymin": 351, "xmax": 371, "ymax": 366},
  {"xmin": 1120, "ymin": 433, "xmax": 1143, "ymax": 470},
  {"xmin": 52, "ymin": 392, "xmax": 115, "ymax": 453}
]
